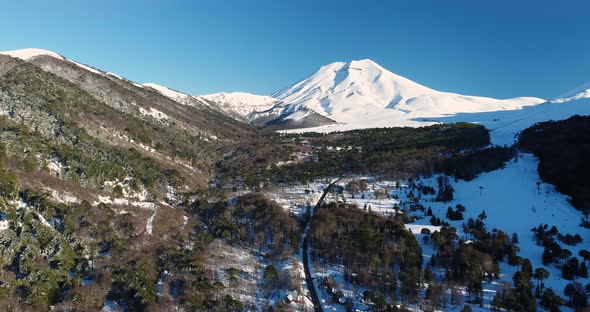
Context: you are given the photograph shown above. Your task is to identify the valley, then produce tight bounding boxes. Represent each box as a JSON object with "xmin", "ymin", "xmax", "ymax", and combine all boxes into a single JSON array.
[{"xmin": 0, "ymin": 48, "xmax": 588, "ymax": 312}]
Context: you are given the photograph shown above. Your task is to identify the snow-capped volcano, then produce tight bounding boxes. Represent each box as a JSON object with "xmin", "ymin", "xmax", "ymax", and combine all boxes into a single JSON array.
[{"xmin": 273, "ymin": 59, "xmax": 545, "ymax": 131}]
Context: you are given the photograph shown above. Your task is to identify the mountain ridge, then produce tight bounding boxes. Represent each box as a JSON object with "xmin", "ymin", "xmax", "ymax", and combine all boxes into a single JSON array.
[{"xmin": 4, "ymin": 48, "xmax": 589, "ymax": 141}]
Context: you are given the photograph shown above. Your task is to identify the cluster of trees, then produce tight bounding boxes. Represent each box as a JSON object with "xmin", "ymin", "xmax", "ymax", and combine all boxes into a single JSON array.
[
  {"xmin": 491, "ymin": 260, "xmax": 536, "ymax": 311},
  {"xmin": 192, "ymin": 193, "xmax": 301, "ymax": 256},
  {"xmin": 345, "ymin": 179, "xmax": 368, "ymax": 197},
  {"xmin": 0, "ymin": 137, "xmax": 236, "ymax": 311},
  {"xmin": 563, "ymin": 282, "xmax": 588, "ymax": 309},
  {"xmin": 310, "ymin": 202, "xmax": 423, "ymax": 304},
  {"xmin": 493, "ymin": 264, "xmax": 588, "ymax": 311},
  {"xmin": 531, "ymin": 224, "xmax": 588, "ymax": 279},
  {"xmin": 435, "ymin": 146, "xmax": 516, "ymax": 181},
  {"xmin": 446, "ymin": 204, "xmax": 465, "ymax": 221},
  {"xmin": 218, "ymin": 123, "xmax": 492, "ymax": 188},
  {"xmin": 435, "ymin": 176, "xmax": 454, "ymax": 202},
  {"xmin": 427, "ymin": 207, "xmax": 527, "ymax": 305},
  {"xmin": 420, "ymin": 203, "xmax": 588, "ymax": 312}
]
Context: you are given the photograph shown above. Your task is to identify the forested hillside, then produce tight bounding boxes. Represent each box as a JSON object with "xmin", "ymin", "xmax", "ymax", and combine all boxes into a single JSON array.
[{"xmin": 0, "ymin": 53, "xmax": 251, "ymax": 310}]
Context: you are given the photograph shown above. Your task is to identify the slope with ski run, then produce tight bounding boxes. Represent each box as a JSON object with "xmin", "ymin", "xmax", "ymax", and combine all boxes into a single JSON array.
[
  {"xmin": 427, "ymin": 153, "xmax": 588, "ymax": 310},
  {"xmin": 474, "ymin": 82, "xmax": 590, "ymax": 145}
]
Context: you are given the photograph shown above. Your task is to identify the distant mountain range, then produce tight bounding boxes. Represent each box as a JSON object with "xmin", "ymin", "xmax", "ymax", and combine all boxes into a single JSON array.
[{"xmin": 3, "ymin": 48, "xmax": 589, "ymax": 143}]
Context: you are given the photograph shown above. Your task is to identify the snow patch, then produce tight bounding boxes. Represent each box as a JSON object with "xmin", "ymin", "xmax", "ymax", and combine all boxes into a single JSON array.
[
  {"xmin": 70, "ymin": 60, "xmax": 103, "ymax": 75},
  {"xmin": 46, "ymin": 157, "xmax": 63, "ymax": 175},
  {"xmin": 144, "ymin": 82, "xmax": 190, "ymax": 102},
  {"xmin": 139, "ymin": 106, "xmax": 169, "ymax": 121},
  {"xmin": 405, "ymin": 224, "xmax": 441, "ymax": 235},
  {"xmin": 0, "ymin": 220, "xmax": 9, "ymax": 231},
  {"xmin": 106, "ymin": 72, "xmax": 123, "ymax": 80},
  {"xmin": 46, "ymin": 189, "xmax": 79, "ymax": 204},
  {"xmin": 146, "ymin": 206, "xmax": 157, "ymax": 235}
]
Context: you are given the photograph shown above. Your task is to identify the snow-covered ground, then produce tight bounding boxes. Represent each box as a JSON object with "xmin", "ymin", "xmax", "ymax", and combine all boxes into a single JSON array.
[
  {"xmin": 206, "ymin": 239, "xmax": 314, "ymax": 311},
  {"xmin": 266, "ymin": 182, "xmax": 324, "ymax": 217}
]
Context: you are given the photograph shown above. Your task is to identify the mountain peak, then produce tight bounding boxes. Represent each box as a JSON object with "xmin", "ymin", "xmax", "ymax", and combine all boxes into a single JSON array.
[
  {"xmin": 0, "ymin": 48, "xmax": 65, "ymax": 60},
  {"xmin": 348, "ymin": 58, "xmax": 381, "ymax": 68},
  {"xmin": 317, "ymin": 59, "xmax": 383, "ymax": 73}
]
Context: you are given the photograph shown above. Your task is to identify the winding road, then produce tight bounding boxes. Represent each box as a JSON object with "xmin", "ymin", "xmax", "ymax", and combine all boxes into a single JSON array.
[{"xmin": 301, "ymin": 177, "xmax": 345, "ymax": 312}]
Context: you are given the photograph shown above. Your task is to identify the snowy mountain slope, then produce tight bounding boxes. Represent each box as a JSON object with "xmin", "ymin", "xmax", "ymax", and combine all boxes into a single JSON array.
[
  {"xmin": 430, "ymin": 83, "xmax": 590, "ymax": 145},
  {"xmin": 552, "ymin": 80, "xmax": 590, "ymax": 103},
  {"xmin": 0, "ymin": 48, "xmax": 251, "ymax": 143},
  {"xmin": 274, "ymin": 59, "xmax": 545, "ymax": 132},
  {"xmin": 0, "ymin": 48, "xmax": 108, "ymax": 76},
  {"xmin": 143, "ymin": 82, "xmax": 193, "ymax": 104},
  {"xmin": 489, "ymin": 96, "xmax": 590, "ymax": 145},
  {"xmin": 199, "ymin": 92, "xmax": 279, "ymax": 121},
  {"xmin": 0, "ymin": 50, "xmax": 257, "ymax": 133},
  {"xmin": 1, "ymin": 48, "xmax": 152, "ymax": 90}
]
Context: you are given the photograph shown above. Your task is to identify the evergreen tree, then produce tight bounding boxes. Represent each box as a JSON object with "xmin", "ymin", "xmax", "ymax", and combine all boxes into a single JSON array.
[
  {"xmin": 579, "ymin": 262, "xmax": 588, "ymax": 278},
  {"xmin": 540, "ymin": 288, "xmax": 563, "ymax": 312},
  {"xmin": 534, "ymin": 268, "xmax": 550, "ymax": 293}
]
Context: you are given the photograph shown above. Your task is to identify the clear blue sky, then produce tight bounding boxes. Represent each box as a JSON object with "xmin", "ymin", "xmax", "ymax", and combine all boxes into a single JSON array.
[{"xmin": 1, "ymin": 0, "xmax": 589, "ymax": 99}]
